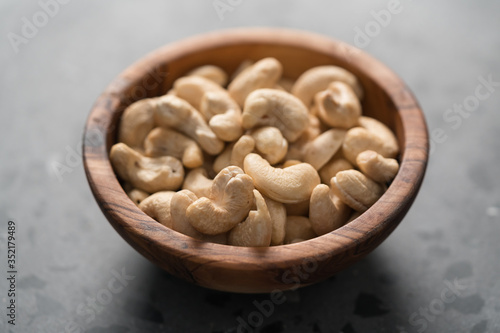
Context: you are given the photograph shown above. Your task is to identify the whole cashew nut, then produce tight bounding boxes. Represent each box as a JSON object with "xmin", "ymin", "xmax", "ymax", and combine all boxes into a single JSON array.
[
  {"xmin": 309, "ymin": 184, "xmax": 350, "ymax": 235},
  {"xmin": 139, "ymin": 191, "xmax": 176, "ymax": 228},
  {"xmin": 118, "ymin": 98, "xmax": 156, "ymax": 149},
  {"xmin": 356, "ymin": 150, "xmax": 399, "ymax": 183},
  {"xmin": 173, "ymin": 76, "xmax": 225, "ymax": 110},
  {"xmin": 230, "ymin": 135, "xmax": 256, "ymax": 169},
  {"xmin": 182, "ymin": 168, "xmax": 213, "ymax": 198},
  {"xmin": 303, "ymin": 129, "xmax": 346, "ymax": 170},
  {"xmin": 315, "ymin": 81, "xmax": 361, "ymax": 129},
  {"xmin": 186, "ymin": 166, "xmax": 255, "ymax": 235},
  {"xmin": 331, "ymin": 170, "xmax": 384, "ymax": 212},
  {"xmin": 127, "ymin": 188, "xmax": 150, "ymax": 206},
  {"xmin": 242, "ymin": 89, "xmax": 309, "ymax": 142},
  {"xmin": 319, "ymin": 158, "xmax": 353, "ymax": 184},
  {"xmin": 187, "ymin": 65, "xmax": 228, "ymax": 87},
  {"xmin": 144, "ymin": 127, "xmax": 203, "ymax": 168},
  {"xmin": 358, "ymin": 116, "xmax": 399, "ymax": 158},
  {"xmin": 291, "ymin": 65, "xmax": 363, "ymax": 107},
  {"xmin": 110, "ymin": 143, "xmax": 184, "ymax": 193},
  {"xmin": 263, "ymin": 196, "xmax": 287, "ymax": 246},
  {"xmin": 243, "ymin": 153, "xmax": 320, "ymax": 204},
  {"xmin": 228, "ymin": 190, "xmax": 272, "ymax": 247},
  {"xmin": 342, "ymin": 127, "xmax": 394, "ymax": 166},
  {"xmin": 284, "ymin": 216, "xmax": 317, "ymax": 244},
  {"xmin": 250, "ymin": 126, "xmax": 288, "ymax": 165},
  {"xmin": 200, "ymin": 91, "xmax": 243, "ymax": 142},
  {"xmin": 154, "ymin": 95, "xmax": 224, "ymax": 155},
  {"xmin": 228, "ymin": 57, "xmax": 283, "ymax": 106}
]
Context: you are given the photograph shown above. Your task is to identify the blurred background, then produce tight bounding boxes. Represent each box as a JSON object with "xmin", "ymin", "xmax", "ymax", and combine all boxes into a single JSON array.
[{"xmin": 1, "ymin": 1, "xmax": 499, "ymax": 332}]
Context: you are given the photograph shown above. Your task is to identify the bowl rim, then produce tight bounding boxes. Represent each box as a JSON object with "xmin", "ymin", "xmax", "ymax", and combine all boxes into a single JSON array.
[{"xmin": 83, "ymin": 27, "xmax": 428, "ymax": 288}]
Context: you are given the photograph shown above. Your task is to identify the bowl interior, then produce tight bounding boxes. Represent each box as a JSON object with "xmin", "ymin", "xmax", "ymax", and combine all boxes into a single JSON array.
[{"xmin": 84, "ymin": 28, "xmax": 427, "ymax": 293}]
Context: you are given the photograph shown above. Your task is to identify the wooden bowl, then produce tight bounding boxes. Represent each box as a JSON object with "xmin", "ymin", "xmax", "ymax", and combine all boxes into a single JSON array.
[{"xmin": 83, "ymin": 28, "xmax": 428, "ymax": 293}]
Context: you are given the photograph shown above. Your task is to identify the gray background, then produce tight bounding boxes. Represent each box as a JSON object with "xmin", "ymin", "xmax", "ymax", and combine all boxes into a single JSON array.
[{"xmin": 1, "ymin": 1, "xmax": 499, "ymax": 332}]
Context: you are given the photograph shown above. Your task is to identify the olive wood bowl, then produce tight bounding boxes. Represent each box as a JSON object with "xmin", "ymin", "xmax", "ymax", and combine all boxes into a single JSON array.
[{"xmin": 83, "ymin": 28, "xmax": 428, "ymax": 293}]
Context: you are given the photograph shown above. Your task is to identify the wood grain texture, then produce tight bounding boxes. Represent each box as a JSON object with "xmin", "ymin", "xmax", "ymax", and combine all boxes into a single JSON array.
[{"xmin": 83, "ymin": 28, "xmax": 428, "ymax": 293}]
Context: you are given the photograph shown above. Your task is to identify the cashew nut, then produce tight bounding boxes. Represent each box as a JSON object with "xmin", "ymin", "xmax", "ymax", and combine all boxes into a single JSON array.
[
  {"xmin": 315, "ymin": 81, "xmax": 361, "ymax": 129},
  {"xmin": 187, "ymin": 65, "xmax": 228, "ymax": 87},
  {"xmin": 118, "ymin": 98, "xmax": 156, "ymax": 149},
  {"xmin": 126, "ymin": 188, "xmax": 149, "ymax": 206},
  {"xmin": 144, "ymin": 127, "xmax": 203, "ymax": 168},
  {"xmin": 319, "ymin": 158, "xmax": 353, "ymax": 184},
  {"xmin": 173, "ymin": 76, "xmax": 225, "ymax": 110},
  {"xmin": 213, "ymin": 143, "xmax": 233, "ymax": 174},
  {"xmin": 200, "ymin": 91, "xmax": 243, "ymax": 142},
  {"xmin": 182, "ymin": 168, "xmax": 213, "ymax": 198},
  {"xmin": 331, "ymin": 170, "xmax": 384, "ymax": 212},
  {"xmin": 110, "ymin": 143, "xmax": 184, "ymax": 193},
  {"xmin": 356, "ymin": 150, "xmax": 399, "ymax": 183},
  {"xmin": 228, "ymin": 57, "xmax": 283, "ymax": 106},
  {"xmin": 230, "ymin": 135, "xmax": 255, "ymax": 169},
  {"xmin": 250, "ymin": 126, "xmax": 288, "ymax": 165},
  {"xmin": 342, "ymin": 127, "xmax": 394, "ymax": 166},
  {"xmin": 242, "ymin": 89, "xmax": 309, "ymax": 142},
  {"xmin": 139, "ymin": 191, "xmax": 176, "ymax": 228},
  {"xmin": 263, "ymin": 196, "xmax": 287, "ymax": 246},
  {"xmin": 309, "ymin": 184, "xmax": 350, "ymax": 235},
  {"xmin": 228, "ymin": 190, "xmax": 272, "ymax": 247},
  {"xmin": 154, "ymin": 95, "xmax": 224, "ymax": 155},
  {"xmin": 303, "ymin": 129, "xmax": 346, "ymax": 170},
  {"xmin": 358, "ymin": 116, "xmax": 399, "ymax": 158},
  {"xmin": 284, "ymin": 216, "xmax": 317, "ymax": 244},
  {"xmin": 291, "ymin": 65, "xmax": 363, "ymax": 107},
  {"xmin": 186, "ymin": 166, "xmax": 255, "ymax": 235},
  {"xmin": 170, "ymin": 190, "xmax": 227, "ymax": 244},
  {"xmin": 243, "ymin": 153, "xmax": 320, "ymax": 204}
]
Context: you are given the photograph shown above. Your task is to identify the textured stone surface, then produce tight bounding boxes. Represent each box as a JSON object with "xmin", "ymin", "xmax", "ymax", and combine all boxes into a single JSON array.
[{"xmin": 1, "ymin": 1, "xmax": 499, "ymax": 332}]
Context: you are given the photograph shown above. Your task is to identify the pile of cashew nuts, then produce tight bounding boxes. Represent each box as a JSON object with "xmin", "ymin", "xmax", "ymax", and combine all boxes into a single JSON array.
[{"xmin": 110, "ymin": 58, "xmax": 400, "ymax": 247}]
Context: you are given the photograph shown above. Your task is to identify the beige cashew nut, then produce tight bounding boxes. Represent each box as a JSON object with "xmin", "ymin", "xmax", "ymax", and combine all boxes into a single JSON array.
[
  {"xmin": 144, "ymin": 127, "xmax": 203, "ymax": 168},
  {"xmin": 200, "ymin": 91, "xmax": 243, "ymax": 142},
  {"xmin": 228, "ymin": 57, "xmax": 283, "ymax": 106},
  {"xmin": 230, "ymin": 135, "xmax": 255, "ymax": 169},
  {"xmin": 319, "ymin": 158, "xmax": 354, "ymax": 184},
  {"xmin": 110, "ymin": 143, "xmax": 184, "ymax": 193},
  {"xmin": 315, "ymin": 81, "xmax": 361, "ymax": 129},
  {"xmin": 263, "ymin": 196, "xmax": 287, "ymax": 246},
  {"xmin": 284, "ymin": 216, "xmax": 317, "ymax": 244},
  {"xmin": 250, "ymin": 126, "xmax": 288, "ymax": 165},
  {"xmin": 228, "ymin": 190, "xmax": 272, "ymax": 247},
  {"xmin": 242, "ymin": 89, "xmax": 309, "ymax": 142},
  {"xmin": 342, "ymin": 127, "xmax": 394, "ymax": 166},
  {"xmin": 291, "ymin": 65, "xmax": 363, "ymax": 107},
  {"xmin": 154, "ymin": 95, "xmax": 224, "ymax": 155},
  {"xmin": 182, "ymin": 168, "xmax": 213, "ymax": 198},
  {"xmin": 127, "ymin": 188, "xmax": 149, "ymax": 206},
  {"xmin": 358, "ymin": 116, "xmax": 399, "ymax": 158},
  {"xmin": 356, "ymin": 150, "xmax": 399, "ymax": 183},
  {"xmin": 303, "ymin": 129, "xmax": 346, "ymax": 170},
  {"xmin": 173, "ymin": 76, "xmax": 225, "ymax": 110},
  {"xmin": 186, "ymin": 166, "xmax": 255, "ymax": 235},
  {"xmin": 118, "ymin": 98, "xmax": 157, "ymax": 149},
  {"xmin": 139, "ymin": 191, "xmax": 176, "ymax": 228},
  {"xmin": 187, "ymin": 65, "xmax": 228, "ymax": 87},
  {"xmin": 243, "ymin": 153, "xmax": 320, "ymax": 204},
  {"xmin": 331, "ymin": 170, "xmax": 385, "ymax": 212},
  {"xmin": 309, "ymin": 184, "xmax": 351, "ymax": 235}
]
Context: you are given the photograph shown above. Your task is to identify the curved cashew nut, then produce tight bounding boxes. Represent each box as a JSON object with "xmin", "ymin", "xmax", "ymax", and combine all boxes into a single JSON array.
[
  {"xmin": 144, "ymin": 127, "xmax": 203, "ymax": 168},
  {"xmin": 186, "ymin": 166, "xmax": 255, "ymax": 235},
  {"xmin": 315, "ymin": 81, "xmax": 361, "ymax": 129},
  {"xmin": 242, "ymin": 89, "xmax": 309, "ymax": 142},
  {"xmin": 173, "ymin": 76, "xmax": 225, "ymax": 110},
  {"xmin": 342, "ymin": 127, "xmax": 394, "ymax": 166},
  {"xmin": 243, "ymin": 153, "xmax": 320, "ymax": 204},
  {"xmin": 309, "ymin": 184, "xmax": 350, "ymax": 235},
  {"xmin": 291, "ymin": 65, "xmax": 363, "ymax": 107},
  {"xmin": 230, "ymin": 135, "xmax": 255, "ymax": 169},
  {"xmin": 118, "ymin": 98, "xmax": 156, "ymax": 149},
  {"xmin": 250, "ymin": 126, "xmax": 288, "ymax": 165},
  {"xmin": 139, "ymin": 191, "xmax": 176, "ymax": 228},
  {"xmin": 284, "ymin": 216, "xmax": 317, "ymax": 244},
  {"xmin": 228, "ymin": 190, "xmax": 272, "ymax": 247},
  {"xmin": 228, "ymin": 57, "xmax": 283, "ymax": 106},
  {"xmin": 110, "ymin": 143, "xmax": 184, "ymax": 193},
  {"xmin": 319, "ymin": 158, "xmax": 353, "ymax": 184},
  {"xmin": 331, "ymin": 170, "xmax": 384, "ymax": 212},
  {"xmin": 200, "ymin": 91, "xmax": 243, "ymax": 142},
  {"xmin": 356, "ymin": 150, "xmax": 399, "ymax": 183},
  {"xmin": 263, "ymin": 196, "xmax": 287, "ymax": 246},
  {"xmin": 187, "ymin": 65, "xmax": 228, "ymax": 87},
  {"xmin": 182, "ymin": 168, "xmax": 213, "ymax": 198},
  {"xmin": 154, "ymin": 95, "xmax": 224, "ymax": 155},
  {"xmin": 303, "ymin": 129, "xmax": 346, "ymax": 170},
  {"xmin": 127, "ymin": 188, "xmax": 149, "ymax": 206},
  {"xmin": 358, "ymin": 116, "xmax": 399, "ymax": 158}
]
